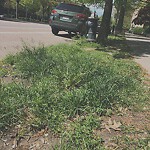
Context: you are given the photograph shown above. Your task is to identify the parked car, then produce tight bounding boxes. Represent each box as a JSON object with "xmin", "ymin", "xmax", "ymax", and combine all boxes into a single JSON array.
[{"xmin": 49, "ymin": 3, "xmax": 91, "ymax": 35}]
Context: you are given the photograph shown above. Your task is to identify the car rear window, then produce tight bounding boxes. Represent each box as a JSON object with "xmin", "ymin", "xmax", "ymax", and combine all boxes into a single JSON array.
[{"xmin": 56, "ymin": 3, "xmax": 84, "ymax": 13}]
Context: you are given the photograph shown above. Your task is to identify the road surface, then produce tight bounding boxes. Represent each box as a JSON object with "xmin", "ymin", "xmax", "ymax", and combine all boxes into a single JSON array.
[
  {"xmin": 126, "ymin": 33, "xmax": 150, "ymax": 75},
  {"xmin": 0, "ymin": 20, "xmax": 71, "ymax": 59}
]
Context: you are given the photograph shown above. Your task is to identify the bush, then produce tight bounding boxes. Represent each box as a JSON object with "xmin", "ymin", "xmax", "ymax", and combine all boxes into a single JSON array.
[
  {"xmin": 132, "ymin": 27, "xmax": 144, "ymax": 35},
  {"xmin": 143, "ymin": 26, "xmax": 150, "ymax": 35}
]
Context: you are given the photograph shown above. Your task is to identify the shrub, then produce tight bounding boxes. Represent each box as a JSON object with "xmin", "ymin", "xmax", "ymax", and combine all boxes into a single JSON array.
[
  {"xmin": 132, "ymin": 27, "xmax": 144, "ymax": 35},
  {"xmin": 143, "ymin": 26, "xmax": 150, "ymax": 35}
]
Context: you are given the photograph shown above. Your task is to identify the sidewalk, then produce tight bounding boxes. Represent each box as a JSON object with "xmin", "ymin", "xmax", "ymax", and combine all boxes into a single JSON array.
[{"xmin": 125, "ymin": 33, "xmax": 150, "ymax": 75}]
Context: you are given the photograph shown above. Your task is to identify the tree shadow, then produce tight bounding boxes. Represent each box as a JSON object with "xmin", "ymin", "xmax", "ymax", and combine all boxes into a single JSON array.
[
  {"xmin": 95, "ymin": 36, "xmax": 133, "ymax": 59},
  {"xmin": 126, "ymin": 37, "xmax": 150, "ymax": 57},
  {"xmin": 96, "ymin": 34, "xmax": 150, "ymax": 59},
  {"xmin": 56, "ymin": 33, "xmax": 76, "ymax": 39}
]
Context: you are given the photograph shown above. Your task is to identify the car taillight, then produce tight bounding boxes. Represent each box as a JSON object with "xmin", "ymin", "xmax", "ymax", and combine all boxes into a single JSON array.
[
  {"xmin": 76, "ymin": 14, "xmax": 87, "ymax": 19},
  {"xmin": 51, "ymin": 9, "xmax": 57, "ymax": 14}
]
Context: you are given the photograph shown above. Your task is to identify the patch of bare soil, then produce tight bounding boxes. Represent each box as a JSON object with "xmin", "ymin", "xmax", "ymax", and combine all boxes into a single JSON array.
[
  {"xmin": 0, "ymin": 128, "xmax": 60, "ymax": 150},
  {"xmin": 99, "ymin": 109, "xmax": 150, "ymax": 149},
  {"xmin": 0, "ymin": 110, "xmax": 149, "ymax": 150}
]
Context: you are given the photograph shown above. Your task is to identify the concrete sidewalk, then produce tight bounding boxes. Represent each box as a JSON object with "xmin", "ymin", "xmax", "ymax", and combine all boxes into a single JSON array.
[{"xmin": 125, "ymin": 33, "xmax": 150, "ymax": 75}]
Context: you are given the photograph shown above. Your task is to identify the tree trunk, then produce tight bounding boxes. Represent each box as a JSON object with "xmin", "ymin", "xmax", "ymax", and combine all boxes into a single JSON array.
[
  {"xmin": 42, "ymin": 6, "xmax": 45, "ymax": 21},
  {"xmin": 16, "ymin": 2, "xmax": 18, "ymax": 19},
  {"xmin": 25, "ymin": 6, "xmax": 28, "ymax": 19},
  {"xmin": 115, "ymin": 0, "xmax": 127, "ymax": 34},
  {"xmin": 97, "ymin": 0, "xmax": 113, "ymax": 43}
]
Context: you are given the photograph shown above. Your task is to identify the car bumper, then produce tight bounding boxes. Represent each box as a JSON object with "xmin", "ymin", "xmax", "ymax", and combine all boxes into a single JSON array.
[{"xmin": 50, "ymin": 20, "xmax": 84, "ymax": 32}]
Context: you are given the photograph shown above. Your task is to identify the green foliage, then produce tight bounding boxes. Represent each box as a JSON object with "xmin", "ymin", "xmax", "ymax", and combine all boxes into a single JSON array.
[
  {"xmin": 0, "ymin": 62, "xmax": 8, "ymax": 77},
  {"xmin": 132, "ymin": 27, "xmax": 144, "ymax": 35},
  {"xmin": 113, "ymin": 135, "xmax": 150, "ymax": 149},
  {"xmin": 4, "ymin": 55, "xmax": 16, "ymax": 65},
  {"xmin": 0, "ymin": 68, "xmax": 8, "ymax": 77},
  {"xmin": 54, "ymin": 114, "xmax": 105, "ymax": 150},
  {"xmin": 132, "ymin": 1, "xmax": 150, "ymax": 26},
  {"xmin": 143, "ymin": 26, "xmax": 150, "ymax": 34},
  {"xmin": 0, "ymin": 43, "xmax": 149, "ymax": 148},
  {"xmin": 74, "ymin": 37, "xmax": 100, "ymax": 48}
]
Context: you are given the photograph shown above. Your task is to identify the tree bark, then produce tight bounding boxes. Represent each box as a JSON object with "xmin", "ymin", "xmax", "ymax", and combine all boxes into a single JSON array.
[
  {"xmin": 42, "ymin": 6, "xmax": 45, "ymax": 21},
  {"xmin": 97, "ymin": 0, "xmax": 113, "ymax": 43},
  {"xmin": 115, "ymin": 0, "xmax": 127, "ymax": 34},
  {"xmin": 25, "ymin": 6, "xmax": 28, "ymax": 19}
]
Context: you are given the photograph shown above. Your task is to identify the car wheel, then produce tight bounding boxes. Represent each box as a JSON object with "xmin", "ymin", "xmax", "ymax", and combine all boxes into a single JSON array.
[{"xmin": 52, "ymin": 28, "xmax": 59, "ymax": 35}]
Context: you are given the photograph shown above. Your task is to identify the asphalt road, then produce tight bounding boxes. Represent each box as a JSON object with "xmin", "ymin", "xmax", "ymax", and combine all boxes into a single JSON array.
[
  {"xmin": 126, "ymin": 33, "xmax": 150, "ymax": 75},
  {"xmin": 0, "ymin": 20, "xmax": 71, "ymax": 59}
]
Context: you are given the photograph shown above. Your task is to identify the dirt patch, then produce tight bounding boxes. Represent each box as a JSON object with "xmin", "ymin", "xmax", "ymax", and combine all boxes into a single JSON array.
[
  {"xmin": 99, "ymin": 110, "xmax": 150, "ymax": 149},
  {"xmin": 0, "ymin": 129, "xmax": 60, "ymax": 150},
  {"xmin": 0, "ymin": 110, "xmax": 149, "ymax": 150}
]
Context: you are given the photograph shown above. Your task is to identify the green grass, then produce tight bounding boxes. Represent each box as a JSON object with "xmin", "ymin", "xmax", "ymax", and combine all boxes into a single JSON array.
[
  {"xmin": 0, "ymin": 41, "xmax": 149, "ymax": 149},
  {"xmin": 112, "ymin": 135, "xmax": 150, "ymax": 150}
]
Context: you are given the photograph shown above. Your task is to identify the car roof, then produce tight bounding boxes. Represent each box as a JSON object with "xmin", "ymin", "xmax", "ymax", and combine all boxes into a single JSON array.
[
  {"xmin": 55, "ymin": 3, "xmax": 89, "ymax": 13},
  {"xmin": 59, "ymin": 2, "xmax": 86, "ymax": 8}
]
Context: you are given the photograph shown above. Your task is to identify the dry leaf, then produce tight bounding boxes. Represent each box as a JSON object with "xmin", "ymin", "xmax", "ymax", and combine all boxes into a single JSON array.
[
  {"xmin": 12, "ymin": 139, "xmax": 17, "ymax": 149},
  {"xmin": 105, "ymin": 124, "xmax": 111, "ymax": 133},
  {"xmin": 40, "ymin": 137, "xmax": 45, "ymax": 144},
  {"xmin": 104, "ymin": 119, "xmax": 122, "ymax": 132},
  {"xmin": 110, "ymin": 120, "xmax": 122, "ymax": 131},
  {"xmin": 32, "ymin": 127, "xmax": 48, "ymax": 138},
  {"xmin": 108, "ymin": 118, "xmax": 113, "ymax": 125}
]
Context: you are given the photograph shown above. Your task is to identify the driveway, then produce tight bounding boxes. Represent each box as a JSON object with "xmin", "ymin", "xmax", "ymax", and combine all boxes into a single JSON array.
[
  {"xmin": 125, "ymin": 33, "xmax": 150, "ymax": 75},
  {"xmin": 0, "ymin": 20, "xmax": 71, "ymax": 60}
]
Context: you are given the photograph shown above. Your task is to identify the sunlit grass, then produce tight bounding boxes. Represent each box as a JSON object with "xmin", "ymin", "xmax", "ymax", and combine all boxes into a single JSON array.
[{"xmin": 0, "ymin": 41, "xmax": 149, "ymax": 149}]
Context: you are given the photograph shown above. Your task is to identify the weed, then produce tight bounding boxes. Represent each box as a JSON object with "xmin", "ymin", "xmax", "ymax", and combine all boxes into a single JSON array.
[
  {"xmin": 113, "ymin": 135, "xmax": 150, "ymax": 150},
  {"xmin": 4, "ymin": 55, "xmax": 16, "ymax": 66},
  {"xmin": 74, "ymin": 37, "xmax": 100, "ymax": 49},
  {"xmin": 0, "ymin": 42, "xmax": 149, "ymax": 148},
  {"xmin": 54, "ymin": 114, "xmax": 105, "ymax": 150}
]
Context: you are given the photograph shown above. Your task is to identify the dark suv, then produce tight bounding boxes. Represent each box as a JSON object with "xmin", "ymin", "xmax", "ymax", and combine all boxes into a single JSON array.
[{"xmin": 49, "ymin": 3, "xmax": 91, "ymax": 35}]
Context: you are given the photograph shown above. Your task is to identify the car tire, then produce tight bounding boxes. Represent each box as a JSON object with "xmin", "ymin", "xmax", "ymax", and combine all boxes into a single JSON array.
[{"xmin": 52, "ymin": 28, "xmax": 59, "ymax": 35}]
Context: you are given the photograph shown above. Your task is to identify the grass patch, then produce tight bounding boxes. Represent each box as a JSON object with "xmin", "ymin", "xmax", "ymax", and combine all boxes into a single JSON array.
[
  {"xmin": 102, "ymin": 35, "xmax": 133, "ymax": 59},
  {"xmin": 112, "ymin": 135, "xmax": 150, "ymax": 150},
  {"xmin": 0, "ymin": 42, "xmax": 149, "ymax": 149}
]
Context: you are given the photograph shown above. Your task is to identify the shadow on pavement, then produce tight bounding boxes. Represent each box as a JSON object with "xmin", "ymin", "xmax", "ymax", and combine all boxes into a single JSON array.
[
  {"xmin": 126, "ymin": 35, "xmax": 150, "ymax": 57},
  {"xmin": 56, "ymin": 33, "xmax": 76, "ymax": 39}
]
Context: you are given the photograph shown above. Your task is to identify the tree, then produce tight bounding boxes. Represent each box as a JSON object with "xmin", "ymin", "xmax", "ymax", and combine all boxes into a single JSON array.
[
  {"xmin": 20, "ymin": 0, "xmax": 33, "ymax": 19},
  {"xmin": 115, "ymin": 0, "xmax": 127, "ymax": 34},
  {"xmin": 97, "ymin": 0, "xmax": 113, "ymax": 43},
  {"xmin": 113, "ymin": 0, "xmax": 141, "ymax": 33},
  {"xmin": 132, "ymin": 0, "xmax": 150, "ymax": 27},
  {"xmin": 39, "ymin": 0, "xmax": 48, "ymax": 20},
  {"xmin": 3, "ymin": 0, "xmax": 15, "ymax": 17},
  {"xmin": 0, "ymin": 0, "xmax": 5, "ymax": 14},
  {"xmin": 15, "ymin": 0, "xmax": 21, "ymax": 18},
  {"xmin": 123, "ymin": 0, "xmax": 138, "ymax": 29}
]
